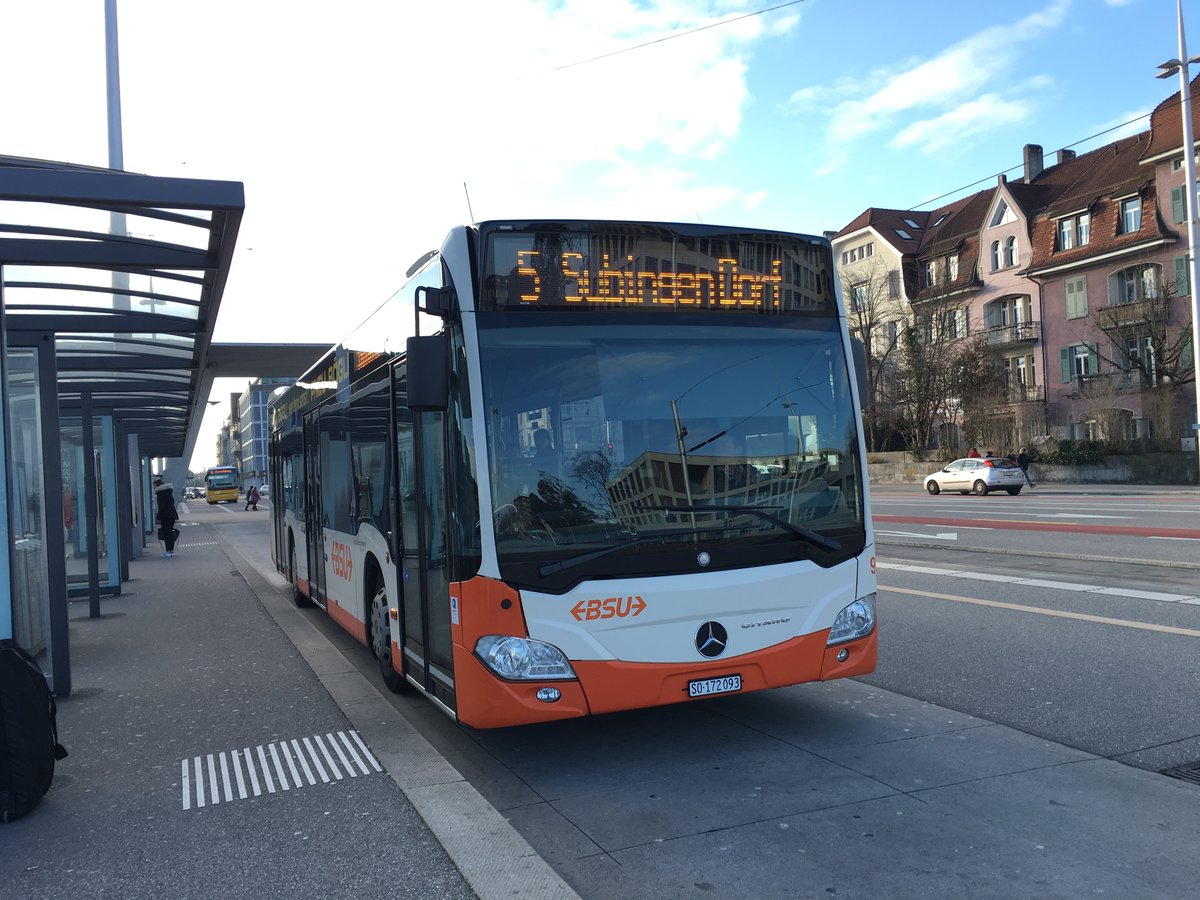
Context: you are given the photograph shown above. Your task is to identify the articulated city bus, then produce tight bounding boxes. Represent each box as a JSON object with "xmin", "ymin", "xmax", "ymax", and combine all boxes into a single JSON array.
[
  {"xmin": 269, "ymin": 220, "xmax": 876, "ymax": 728},
  {"xmin": 204, "ymin": 465, "xmax": 240, "ymax": 504}
]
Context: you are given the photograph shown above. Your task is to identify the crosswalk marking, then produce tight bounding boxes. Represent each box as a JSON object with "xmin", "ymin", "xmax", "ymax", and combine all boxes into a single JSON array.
[{"xmin": 178, "ymin": 730, "xmax": 381, "ymax": 809}]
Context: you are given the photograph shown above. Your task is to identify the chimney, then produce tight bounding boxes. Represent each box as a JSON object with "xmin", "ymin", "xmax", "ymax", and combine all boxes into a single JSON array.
[
  {"xmin": 1024, "ymin": 144, "xmax": 1044, "ymax": 182},
  {"xmin": 1057, "ymin": 148, "xmax": 1077, "ymax": 166}
]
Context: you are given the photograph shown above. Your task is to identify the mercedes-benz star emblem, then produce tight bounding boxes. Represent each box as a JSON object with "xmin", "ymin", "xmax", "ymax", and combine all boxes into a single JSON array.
[{"xmin": 695, "ymin": 621, "xmax": 728, "ymax": 658}]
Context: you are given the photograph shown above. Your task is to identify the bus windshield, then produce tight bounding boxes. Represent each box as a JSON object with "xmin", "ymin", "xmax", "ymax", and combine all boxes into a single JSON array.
[{"xmin": 478, "ymin": 313, "xmax": 866, "ymax": 589}]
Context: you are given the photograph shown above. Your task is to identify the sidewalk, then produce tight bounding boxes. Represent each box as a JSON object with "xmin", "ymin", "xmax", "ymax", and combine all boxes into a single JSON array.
[{"xmin": 0, "ymin": 520, "xmax": 568, "ymax": 900}]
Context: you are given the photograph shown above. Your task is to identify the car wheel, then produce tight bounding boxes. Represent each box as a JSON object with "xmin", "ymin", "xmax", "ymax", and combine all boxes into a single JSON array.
[
  {"xmin": 1007, "ymin": 487, "xmax": 1022, "ymax": 495},
  {"xmin": 289, "ymin": 544, "xmax": 312, "ymax": 608},
  {"xmin": 369, "ymin": 581, "xmax": 406, "ymax": 693},
  {"xmin": 972, "ymin": 480, "xmax": 989, "ymax": 496},
  {"xmin": 926, "ymin": 481, "xmax": 941, "ymax": 495}
]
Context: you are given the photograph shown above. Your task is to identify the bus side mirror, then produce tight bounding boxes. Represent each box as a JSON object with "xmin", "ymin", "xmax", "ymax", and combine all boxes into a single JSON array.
[
  {"xmin": 850, "ymin": 337, "xmax": 868, "ymax": 407},
  {"xmin": 407, "ymin": 335, "xmax": 449, "ymax": 411},
  {"xmin": 415, "ymin": 285, "xmax": 455, "ymax": 319}
]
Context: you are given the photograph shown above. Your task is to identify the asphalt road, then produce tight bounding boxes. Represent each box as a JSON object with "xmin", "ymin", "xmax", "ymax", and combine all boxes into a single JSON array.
[{"xmin": 204, "ymin": 492, "xmax": 1200, "ymax": 898}]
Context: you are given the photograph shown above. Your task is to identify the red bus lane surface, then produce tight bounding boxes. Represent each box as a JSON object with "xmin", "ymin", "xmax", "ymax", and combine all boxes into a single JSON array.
[{"xmin": 873, "ymin": 512, "xmax": 1200, "ymax": 540}]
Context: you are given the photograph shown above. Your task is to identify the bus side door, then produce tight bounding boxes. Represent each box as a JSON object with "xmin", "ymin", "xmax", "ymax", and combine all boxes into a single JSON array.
[
  {"xmin": 304, "ymin": 410, "xmax": 327, "ymax": 605},
  {"xmin": 395, "ymin": 373, "xmax": 455, "ymax": 712}
]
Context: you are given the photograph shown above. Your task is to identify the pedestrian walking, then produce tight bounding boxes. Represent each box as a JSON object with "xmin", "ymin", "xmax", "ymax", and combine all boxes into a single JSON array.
[
  {"xmin": 245, "ymin": 484, "xmax": 260, "ymax": 511},
  {"xmin": 1016, "ymin": 448, "xmax": 1035, "ymax": 488},
  {"xmin": 154, "ymin": 477, "xmax": 179, "ymax": 557}
]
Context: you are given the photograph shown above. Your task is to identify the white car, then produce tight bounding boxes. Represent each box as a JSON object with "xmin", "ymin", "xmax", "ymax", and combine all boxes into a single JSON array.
[{"xmin": 924, "ymin": 457, "xmax": 1026, "ymax": 496}]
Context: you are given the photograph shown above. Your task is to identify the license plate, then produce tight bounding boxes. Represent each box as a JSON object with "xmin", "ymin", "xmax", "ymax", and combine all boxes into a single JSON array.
[{"xmin": 688, "ymin": 674, "xmax": 742, "ymax": 698}]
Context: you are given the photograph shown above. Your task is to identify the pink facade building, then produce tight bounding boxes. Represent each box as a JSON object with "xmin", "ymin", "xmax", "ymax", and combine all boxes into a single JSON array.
[{"xmin": 833, "ymin": 78, "xmax": 1198, "ymax": 452}]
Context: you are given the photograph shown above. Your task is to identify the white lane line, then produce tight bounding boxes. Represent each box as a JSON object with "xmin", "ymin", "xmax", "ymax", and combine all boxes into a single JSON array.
[
  {"xmin": 290, "ymin": 739, "xmax": 316, "ymax": 786},
  {"xmin": 878, "ymin": 560, "xmax": 1200, "ymax": 604},
  {"xmin": 338, "ymin": 730, "xmax": 370, "ymax": 775},
  {"xmin": 243, "ymin": 748, "xmax": 261, "ymax": 796},
  {"xmin": 348, "ymin": 730, "xmax": 382, "ymax": 772},
  {"xmin": 303, "ymin": 737, "xmax": 331, "ymax": 783},
  {"xmin": 231, "ymin": 749, "xmax": 248, "ymax": 800},
  {"xmin": 885, "ymin": 585, "xmax": 1200, "ymax": 638},
  {"xmin": 194, "ymin": 757, "xmax": 205, "ymax": 808},
  {"xmin": 181, "ymin": 759, "xmax": 191, "ymax": 811},
  {"xmin": 219, "ymin": 752, "xmax": 234, "ymax": 802},
  {"xmin": 206, "ymin": 755, "xmax": 220, "ymax": 805},
  {"xmin": 327, "ymin": 732, "xmax": 357, "ymax": 777},
  {"xmin": 256, "ymin": 745, "xmax": 276, "ymax": 793},
  {"xmin": 1149, "ymin": 536, "xmax": 1200, "ymax": 541},
  {"xmin": 314, "ymin": 734, "xmax": 343, "ymax": 780},
  {"xmin": 268, "ymin": 743, "xmax": 291, "ymax": 791}
]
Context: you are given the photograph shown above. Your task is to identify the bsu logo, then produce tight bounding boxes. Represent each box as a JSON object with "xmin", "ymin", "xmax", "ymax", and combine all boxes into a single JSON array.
[{"xmin": 570, "ymin": 595, "xmax": 646, "ymax": 622}]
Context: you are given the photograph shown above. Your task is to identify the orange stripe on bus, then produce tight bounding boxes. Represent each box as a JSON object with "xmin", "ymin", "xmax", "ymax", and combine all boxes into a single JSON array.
[
  {"xmin": 328, "ymin": 598, "xmax": 367, "ymax": 646},
  {"xmin": 452, "ymin": 644, "xmax": 589, "ymax": 728}
]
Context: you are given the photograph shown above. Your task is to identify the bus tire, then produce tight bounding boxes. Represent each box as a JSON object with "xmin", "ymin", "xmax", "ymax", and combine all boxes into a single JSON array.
[
  {"xmin": 369, "ymin": 579, "xmax": 406, "ymax": 693},
  {"xmin": 289, "ymin": 544, "xmax": 312, "ymax": 608}
]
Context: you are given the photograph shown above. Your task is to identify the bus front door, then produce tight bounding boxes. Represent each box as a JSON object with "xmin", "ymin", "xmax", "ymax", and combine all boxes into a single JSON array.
[{"xmin": 398, "ymin": 409, "xmax": 455, "ymax": 713}]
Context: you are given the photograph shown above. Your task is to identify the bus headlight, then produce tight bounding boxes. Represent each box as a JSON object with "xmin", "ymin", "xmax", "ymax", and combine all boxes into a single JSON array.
[
  {"xmin": 826, "ymin": 594, "xmax": 876, "ymax": 646},
  {"xmin": 475, "ymin": 635, "xmax": 576, "ymax": 681}
]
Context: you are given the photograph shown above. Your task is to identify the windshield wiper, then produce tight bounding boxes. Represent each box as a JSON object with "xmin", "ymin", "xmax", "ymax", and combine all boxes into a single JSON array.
[
  {"xmin": 636, "ymin": 504, "xmax": 841, "ymax": 552},
  {"xmin": 535, "ymin": 525, "xmax": 730, "ymax": 578}
]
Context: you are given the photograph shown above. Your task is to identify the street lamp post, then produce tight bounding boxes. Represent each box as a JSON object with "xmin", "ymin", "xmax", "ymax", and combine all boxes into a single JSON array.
[{"xmin": 1157, "ymin": 0, "xmax": 1200, "ymax": 485}]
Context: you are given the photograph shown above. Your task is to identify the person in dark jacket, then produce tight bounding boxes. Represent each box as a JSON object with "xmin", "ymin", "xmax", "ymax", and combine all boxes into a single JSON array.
[
  {"xmin": 1016, "ymin": 449, "xmax": 1035, "ymax": 488},
  {"xmin": 154, "ymin": 478, "xmax": 179, "ymax": 557}
]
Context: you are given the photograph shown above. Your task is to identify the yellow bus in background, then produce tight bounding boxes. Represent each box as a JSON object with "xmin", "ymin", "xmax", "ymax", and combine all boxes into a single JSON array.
[{"xmin": 204, "ymin": 465, "xmax": 240, "ymax": 504}]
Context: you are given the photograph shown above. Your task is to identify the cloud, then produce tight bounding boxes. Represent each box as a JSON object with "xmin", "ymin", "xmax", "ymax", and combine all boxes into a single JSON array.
[
  {"xmin": 791, "ymin": 0, "xmax": 1072, "ymax": 167},
  {"xmin": 890, "ymin": 94, "xmax": 1031, "ymax": 153}
]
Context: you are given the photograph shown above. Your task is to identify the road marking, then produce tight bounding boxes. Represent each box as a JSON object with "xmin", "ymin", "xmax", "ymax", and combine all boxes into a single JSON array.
[
  {"xmin": 179, "ymin": 730, "xmax": 381, "ymax": 810},
  {"xmin": 881, "ymin": 584, "xmax": 1200, "ymax": 637},
  {"xmin": 1032, "ymin": 513, "xmax": 1132, "ymax": 520},
  {"xmin": 875, "ymin": 530, "xmax": 958, "ymax": 540},
  {"xmin": 878, "ymin": 561, "xmax": 1200, "ymax": 605}
]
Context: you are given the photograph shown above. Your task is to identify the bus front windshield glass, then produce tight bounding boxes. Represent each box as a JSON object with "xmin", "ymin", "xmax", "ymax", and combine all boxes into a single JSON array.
[
  {"xmin": 478, "ymin": 314, "xmax": 866, "ymax": 588},
  {"xmin": 206, "ymin": 469, "xmax": 238, "ymax": 489}
]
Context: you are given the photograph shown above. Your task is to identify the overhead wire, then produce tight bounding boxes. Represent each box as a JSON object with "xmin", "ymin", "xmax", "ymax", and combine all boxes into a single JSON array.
[{"xmin": 545, "ymin": 0, "xmax": 809, "ymax": 74}]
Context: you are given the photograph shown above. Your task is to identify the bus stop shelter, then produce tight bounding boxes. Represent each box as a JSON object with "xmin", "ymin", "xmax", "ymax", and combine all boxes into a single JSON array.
[{"xmin": 0, "ymin": 155, "xmax": 246, "ymax": 696}]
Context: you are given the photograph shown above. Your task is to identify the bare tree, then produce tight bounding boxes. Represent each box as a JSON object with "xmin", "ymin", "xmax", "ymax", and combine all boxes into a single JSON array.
[
  {"xmin": 1079, "ymin": 274, "xmax": 1195, "ymax": 446},
  {"xmin": 838, "ymin": 257, "xmax": 907, "ymax": 450},
  {"xmin": 892, "ymin": 285, "xmax": 990, "ymax": 455}
]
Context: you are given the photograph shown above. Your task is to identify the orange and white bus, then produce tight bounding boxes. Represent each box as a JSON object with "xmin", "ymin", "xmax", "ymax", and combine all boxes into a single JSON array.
[{"xmin": 269, "ymin": 220, "xmax": 876, "ymax": 728}]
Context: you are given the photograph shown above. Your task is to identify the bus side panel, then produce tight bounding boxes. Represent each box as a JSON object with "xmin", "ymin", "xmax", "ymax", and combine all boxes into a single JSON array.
[
  {"xmin": 283, "ymin": 509, "xmax": 310, "ymax": 596},
  {"xmin": 323, "ymin": 525, "xmax": 367, "ymax": 645}
]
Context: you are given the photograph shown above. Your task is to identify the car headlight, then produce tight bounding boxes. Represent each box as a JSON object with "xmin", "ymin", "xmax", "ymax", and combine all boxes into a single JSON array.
[
  {"xmin": 475, "ymin": 635, "xmax": 576, "ymax": 681},
  {"xmin": 826, "ymin": 594, "xmax": 876, "ymax": 646}
]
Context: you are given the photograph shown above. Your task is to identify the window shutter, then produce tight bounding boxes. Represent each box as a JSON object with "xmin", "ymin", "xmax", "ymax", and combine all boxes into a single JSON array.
[
  {"xmin": 1060, "ymin": 347, "xmax": 1072, "ymax": 383},
  {"xmin": 1182, "ymin": 335, "xmax": 1194, "ymax": 371},
  {"xmin": 1176, "ymin": 255, "xmax": 1191, "ymax": 297},
  {"xmin": 1172, "ymin": 185, "xmax": 1186, "ymax": 224},
  {"xmin": 1087, "ymin": 343, "xmax": 1099, "ymax": 375}
]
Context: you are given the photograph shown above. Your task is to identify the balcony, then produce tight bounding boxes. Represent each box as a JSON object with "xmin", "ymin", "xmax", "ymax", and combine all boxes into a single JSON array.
[
  {"xmin": 1074, "ymin": 369, "xmax": 1147, "ymax": 397},
  {"xmin": 1102, "ymin": 296, "xmax": 1169, "ymax": 327},
  {"xmin": 982, "ymin": 320, "xmax": 1040, "ymax": 349},
  {"xmin": 1002, "ymin": 383, "xmax": 1044, "ymax": 403}
]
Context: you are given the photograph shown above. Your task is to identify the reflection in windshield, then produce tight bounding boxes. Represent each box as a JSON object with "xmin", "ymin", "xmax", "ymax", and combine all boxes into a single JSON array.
[{"xmin": 478, "ymin": 315, "xmax": 864, "ymax": 577}]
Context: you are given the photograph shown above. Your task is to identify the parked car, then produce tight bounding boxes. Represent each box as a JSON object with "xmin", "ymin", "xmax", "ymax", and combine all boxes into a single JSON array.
[{"xmin": 924, "ymin": 457, "xmax": 1025, "ymax": 496}]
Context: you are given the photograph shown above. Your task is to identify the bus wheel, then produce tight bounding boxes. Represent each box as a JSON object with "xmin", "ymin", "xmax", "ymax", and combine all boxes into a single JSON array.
[
  {"xmin": 289, "ymin": 545, "xmax": 312, "ymax": 608},
  {"xmin": 370, "ymin": 582, "xmax": 405, "ymax": 693}
]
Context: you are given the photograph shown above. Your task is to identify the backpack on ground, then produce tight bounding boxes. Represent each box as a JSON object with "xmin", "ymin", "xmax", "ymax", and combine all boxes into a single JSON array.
[{"xmin": 0, "ymin": 639, "xmax": 68, "ymax": 822}]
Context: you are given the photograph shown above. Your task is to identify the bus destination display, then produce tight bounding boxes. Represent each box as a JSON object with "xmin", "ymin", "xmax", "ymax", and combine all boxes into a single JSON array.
[{"xmin": 483, "ymin": 227, "xmax": 834, "ymax": 313}]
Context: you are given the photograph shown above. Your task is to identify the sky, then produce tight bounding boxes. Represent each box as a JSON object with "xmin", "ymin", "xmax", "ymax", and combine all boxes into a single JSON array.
[{"xmin": 0, "ymin": 0, "xmax": 1191, "ymax": 469}]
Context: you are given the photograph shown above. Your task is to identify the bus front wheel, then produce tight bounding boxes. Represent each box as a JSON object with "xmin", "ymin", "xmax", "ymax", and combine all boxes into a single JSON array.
[{"xmin": 370, "ymin": 582, "xmax": 406, "ymax": 693}]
